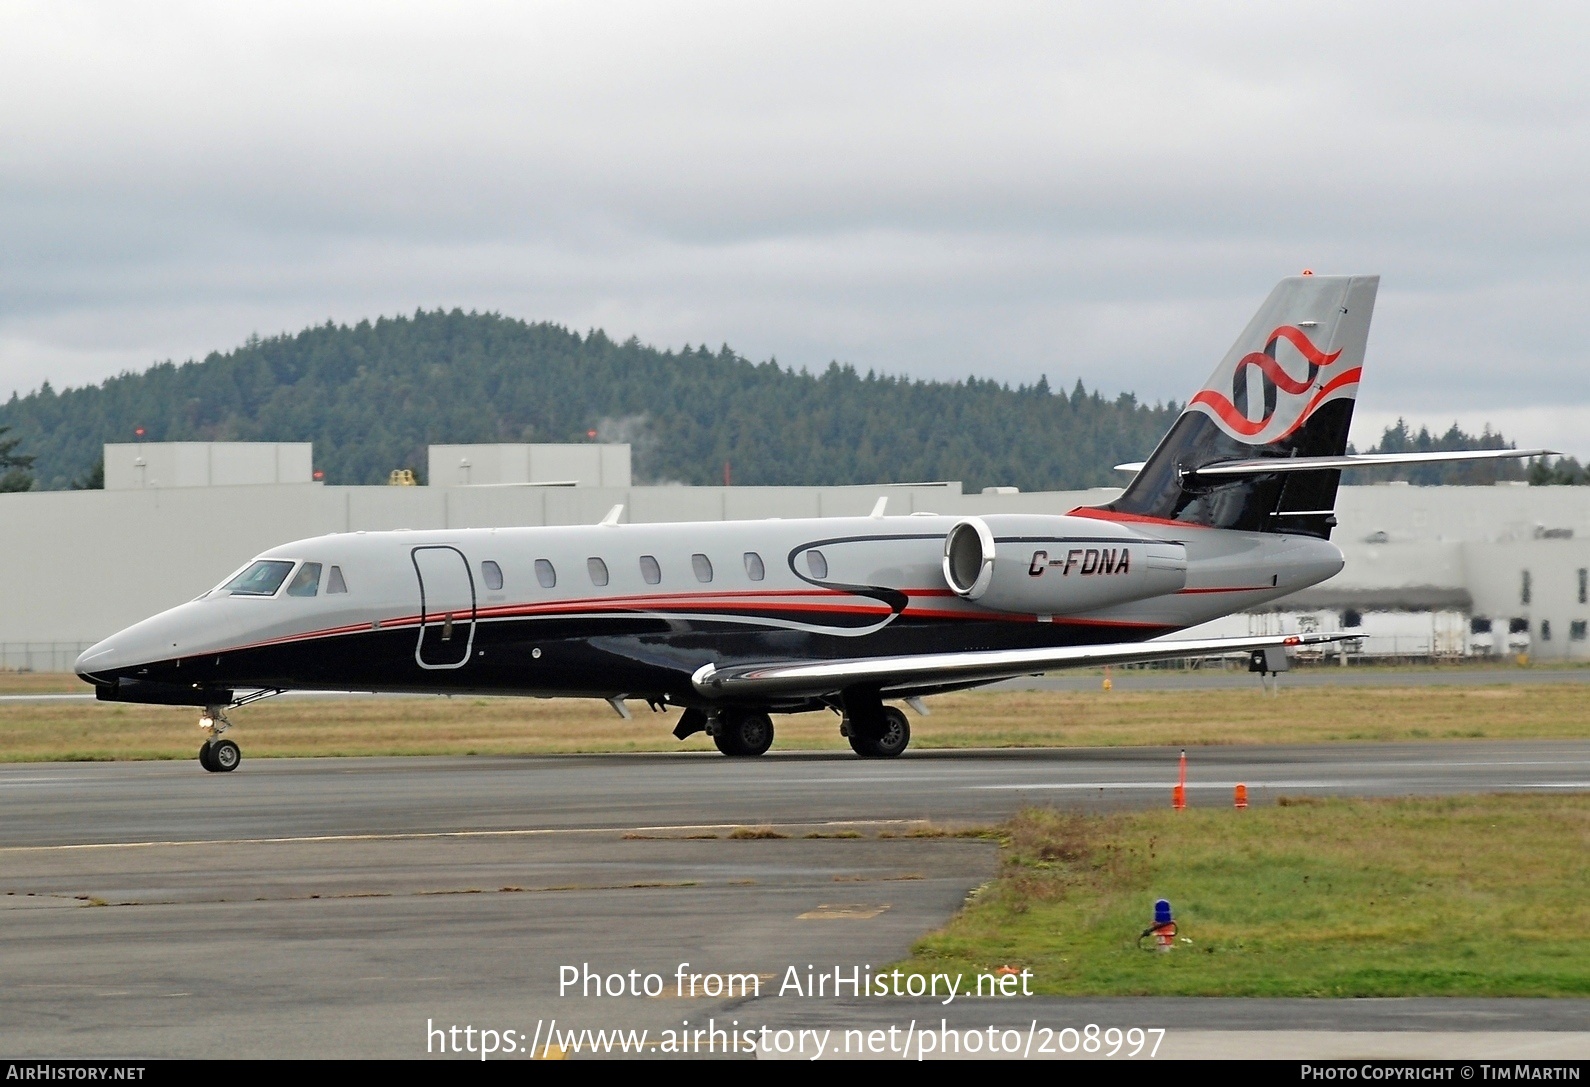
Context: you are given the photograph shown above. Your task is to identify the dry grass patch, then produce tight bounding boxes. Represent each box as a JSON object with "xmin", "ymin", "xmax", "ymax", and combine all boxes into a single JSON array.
[
  {"xmin": 0, "ymin": 676, "xmax": 1585, "ymax": 762},
  {"xmin": 726, "ymin": 826, "xmax": 790, "ymax": 840}
]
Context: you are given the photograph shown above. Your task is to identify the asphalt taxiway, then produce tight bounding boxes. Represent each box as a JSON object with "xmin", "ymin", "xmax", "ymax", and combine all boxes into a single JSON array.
[{"xmin": 2, "ymin": 745, "xmax": 1587, "ymax": 1058}]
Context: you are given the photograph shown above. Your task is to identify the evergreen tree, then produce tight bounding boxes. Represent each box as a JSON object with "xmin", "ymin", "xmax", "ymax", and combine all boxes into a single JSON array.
[{"xmin": 0, "ymin": 425, "xmax": 35, "ymax": 492}]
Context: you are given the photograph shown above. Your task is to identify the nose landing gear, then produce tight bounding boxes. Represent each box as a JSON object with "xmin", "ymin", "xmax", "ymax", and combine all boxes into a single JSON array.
[{"xmin": 198, "ymin": 706, "xmax": 241, "ymax": 773}]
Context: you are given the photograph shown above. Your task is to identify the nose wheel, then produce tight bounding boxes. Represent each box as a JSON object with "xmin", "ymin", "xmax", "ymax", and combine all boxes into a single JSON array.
[{"xmin": 198, "ymin": 707, "xmax": 242, "ymax": 773}]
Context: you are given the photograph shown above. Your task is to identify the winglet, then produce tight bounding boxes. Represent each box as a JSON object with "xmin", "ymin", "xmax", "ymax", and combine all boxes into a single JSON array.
[
  {"xmin": 599, "ymin": 504, "xmax": 624, "ymax": 526},
  {"xmin": 869, "ymin": 497, "xmax": 888, "ymax": 519}
]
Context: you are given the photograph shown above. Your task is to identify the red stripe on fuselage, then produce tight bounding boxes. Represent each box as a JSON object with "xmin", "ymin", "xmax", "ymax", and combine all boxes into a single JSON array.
[
  {"xmin": 207, "ymin": 586, "xmax": 1171, "ymax": 657},
  {"xmin": 1066, "ymin": 507, "xmax": 1204, "ymax": 530}
]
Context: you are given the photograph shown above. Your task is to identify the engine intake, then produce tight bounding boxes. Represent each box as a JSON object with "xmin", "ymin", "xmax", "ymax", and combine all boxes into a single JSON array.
[{"xmin": 942, "ymin": 515, "xmax": 1187, "ymax": 615}]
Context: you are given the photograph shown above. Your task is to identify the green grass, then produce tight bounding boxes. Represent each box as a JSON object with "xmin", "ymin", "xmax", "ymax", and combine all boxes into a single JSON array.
[{"xmin": 899, "ymin": 795, "xmax": 1590, "ymax": 996}]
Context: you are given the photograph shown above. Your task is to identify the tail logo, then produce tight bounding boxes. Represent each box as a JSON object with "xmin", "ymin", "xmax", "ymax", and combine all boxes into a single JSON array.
[{"xmin": 1188, "ymin": 325, "xmax": 1361, "ymax": 444}]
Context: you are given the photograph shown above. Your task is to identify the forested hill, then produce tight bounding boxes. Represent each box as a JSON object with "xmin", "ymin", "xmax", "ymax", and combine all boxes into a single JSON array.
[
  {"xmin": 0, "ymin": 311, "xmax": 1183, "ymax": 492},
  {"xmin": 1, "ymin": 309, "xmax": 1551, "ymax": 491}
]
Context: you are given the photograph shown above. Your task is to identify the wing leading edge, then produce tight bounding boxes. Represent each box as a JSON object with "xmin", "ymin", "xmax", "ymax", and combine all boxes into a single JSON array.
[{"xmin": 691, "ymin": 631, "xmax": 1347, "ymax": 700}]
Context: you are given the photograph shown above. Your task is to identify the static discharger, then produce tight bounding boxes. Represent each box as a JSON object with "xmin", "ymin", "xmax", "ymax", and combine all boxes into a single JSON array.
[
  {"xmin": 1172, "ymin": 749, "xmax": 1187, "ymax": 811},
  {"xmin": 1139, "ymin": 899, "xmax": 1178, "ymax": 952}
]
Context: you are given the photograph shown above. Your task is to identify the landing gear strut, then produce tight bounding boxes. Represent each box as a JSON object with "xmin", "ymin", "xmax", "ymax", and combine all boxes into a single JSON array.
[
  {"xmin": 711, "ymin": 708, "xmax": 775, "ymax": 757},
  {"xmin": 842, "ymin": 697, "xmax": 911, "ymax": 758},
  {"xmin": 198, "ymin": 706, "xmax": 241, "ymax": 773}
]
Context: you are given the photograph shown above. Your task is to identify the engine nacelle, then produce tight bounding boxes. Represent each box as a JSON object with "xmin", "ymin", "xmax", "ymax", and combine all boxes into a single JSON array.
[{"xmin": 942, "ymin": 514, "xmax": 1187, "ymax": 614}]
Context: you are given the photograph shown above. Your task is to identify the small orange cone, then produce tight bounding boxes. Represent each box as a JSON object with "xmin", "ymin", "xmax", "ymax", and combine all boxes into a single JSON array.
[
  {"xmin": 1234, "ymin": 783, "xmax": 1248, "ymax": 810},
  {"xmin": 1172, "ymin": 749, "xmax": 1187, "ymax": 810},
  {"xmin": 1102, "ymin": 666, "xmax": 1113, "ymax": 692}
]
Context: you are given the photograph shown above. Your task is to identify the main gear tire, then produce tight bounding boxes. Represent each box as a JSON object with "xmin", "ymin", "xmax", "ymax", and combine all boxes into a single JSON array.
[
  {"xmin": 713, "ymin": 710, "xmax": 775, "ymax": 757},
  {"xmin": 846, "ymin": 706, "xmax": 911, "ymax": 758}
]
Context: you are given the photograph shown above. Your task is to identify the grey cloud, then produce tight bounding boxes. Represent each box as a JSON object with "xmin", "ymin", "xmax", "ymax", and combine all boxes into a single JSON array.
[{"xmin": 2, "ymin": 1, "xmax": 1588, "ymax": 454}]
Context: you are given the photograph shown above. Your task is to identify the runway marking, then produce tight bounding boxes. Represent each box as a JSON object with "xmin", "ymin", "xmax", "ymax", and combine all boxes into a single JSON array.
[
  {"xmin": 799, "ymin": 903, "xmax": 891, "ymax": 919},
  {"xmin": 0, "ymin": 694, "xmax": 97, "ymax": 703},
  {"xmin": 0, "ymin": 818, "xmax": 951, "ymax": 854}
]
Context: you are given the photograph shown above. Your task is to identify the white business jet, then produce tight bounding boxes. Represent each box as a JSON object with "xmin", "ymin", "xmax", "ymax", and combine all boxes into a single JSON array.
[{"xmin": 75, "ymin": 275, "xmax": 1548, "ymax": 771}]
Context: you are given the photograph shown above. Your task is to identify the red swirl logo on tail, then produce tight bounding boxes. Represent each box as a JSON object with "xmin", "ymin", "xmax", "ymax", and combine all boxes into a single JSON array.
[{"xmin": 1189, "ymin": 325, "xmax": 1360, "ymax": 442}]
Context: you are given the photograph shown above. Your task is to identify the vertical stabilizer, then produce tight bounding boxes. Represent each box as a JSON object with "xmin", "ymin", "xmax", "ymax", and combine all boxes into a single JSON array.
[{"xmin": 1089, "ymin": 274, "xmax": 1379, "ymax": 537}]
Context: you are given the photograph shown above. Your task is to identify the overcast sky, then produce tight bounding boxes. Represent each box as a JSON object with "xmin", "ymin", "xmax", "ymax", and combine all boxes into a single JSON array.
[{"xmin": 3, "ymin": 1, "xmax": 1588, "ymax": 455}]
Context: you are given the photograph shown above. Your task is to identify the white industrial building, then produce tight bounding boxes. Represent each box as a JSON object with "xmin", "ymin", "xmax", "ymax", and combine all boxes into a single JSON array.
[{"xmin": 1, "ymin": 442, "xmax": 1586, "ymax": 670}]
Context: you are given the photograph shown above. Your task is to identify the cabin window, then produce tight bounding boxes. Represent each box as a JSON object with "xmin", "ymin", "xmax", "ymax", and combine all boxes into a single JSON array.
[
  {"xmin": 223, "ymin": 560, "xmax": 295, "ymax": 597},
  {"xmin": 587, "ymin": 558, "xmax": 609, "ymax": 587},
  {"xmin": 639, "ymin": 555, "xmax": 661, "ymax": 585},
  {"xmin": 807, "ymin": 550, "xmax": 828, "ymax": 579},
  {"xmin": 481, "ymin": 561, "xmax": 503, "ymax": 591},
  {"xmin": 327, "ymin": 566, "xmax": 348, "ymax": 594},
  {"xmin": 743, "ymin": 552, "xmax": 765, "ymax": 581},
  {"xmin": 535, "ymin": 559, "xmax": 556, "ymax": 589},
  {"xmin": 692, "ymin": 553, "xmax": 713, "ymax": 583},
  {"xmin": 286, "ymin": 562, "xmax": 322, "ymax": 597}
]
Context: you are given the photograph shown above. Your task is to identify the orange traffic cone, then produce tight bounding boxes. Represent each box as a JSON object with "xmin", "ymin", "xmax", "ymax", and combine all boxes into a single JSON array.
[
  {"xmin": 1172, "ymin": 749, "xmax": 1187, "ymax": 810},
  {"xmin": 1234, "ymin": 783, "xmax": 1248, "ymax": 810}
]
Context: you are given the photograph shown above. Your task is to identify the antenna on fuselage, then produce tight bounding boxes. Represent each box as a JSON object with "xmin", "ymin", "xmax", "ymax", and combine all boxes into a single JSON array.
[{"xmin": 599, "ymin": 504, "xmax": 624, "ymax": 526}]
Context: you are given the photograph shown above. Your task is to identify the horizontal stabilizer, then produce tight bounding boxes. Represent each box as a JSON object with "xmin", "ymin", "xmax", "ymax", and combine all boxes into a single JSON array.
[
  {"xmin": 1187, "ymin": 448, "xmax": 1555, "ymax": 478},
  {"xmin": 692, "ymin": 631, "xmax": 1348, "ymax": 700}
]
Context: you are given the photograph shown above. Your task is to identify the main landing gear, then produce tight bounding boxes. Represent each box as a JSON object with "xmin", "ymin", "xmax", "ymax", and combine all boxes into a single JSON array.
[
  {"xmin": 711, "ymin": 708, "xmax": 775, "ymax": 758},
  {"xmin": 841, "ymin": 693, "xmax": 911, "ymax": 758},
  {"xmin": 198, "ymin": 706, "xmax": 241, "ymax": 773},
  {"xmin": 673, "ymin": 700, "xmax": 911, "ymax": 759}
]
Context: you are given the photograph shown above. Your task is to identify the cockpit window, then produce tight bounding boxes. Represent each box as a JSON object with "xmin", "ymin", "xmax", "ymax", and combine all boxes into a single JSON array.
[
  {"xmin": 223, "ymin": 560, "xmax": 295, "ymax": 597},
  {"xmin": 286, "ymin": 562, "xmax": 322, "ymax": 597},
  {"xmin": 327, "ymin": 566, "xmax": 348, "ymax": 594}
]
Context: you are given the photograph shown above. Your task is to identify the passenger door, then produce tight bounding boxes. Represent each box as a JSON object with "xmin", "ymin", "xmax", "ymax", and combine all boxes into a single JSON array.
[{"xmin": 412, "ymin": 546, "xmax": 476, "ymax": 669}]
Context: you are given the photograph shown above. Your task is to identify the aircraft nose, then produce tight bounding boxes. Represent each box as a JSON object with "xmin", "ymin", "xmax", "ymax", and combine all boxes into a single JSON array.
[
  {"xmin": 75, "ymin": 633, "xmax": 139, "ymax": 679},
  {"xmin": 75, "ymin": 597, "xmax": 246, "ymax": 683}
]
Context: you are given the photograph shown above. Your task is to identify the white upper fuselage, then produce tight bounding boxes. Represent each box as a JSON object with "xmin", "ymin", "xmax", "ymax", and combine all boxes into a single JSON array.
[{"xmin": 76, "ymin": 512, "xmax": 1343, "ymax": 697}]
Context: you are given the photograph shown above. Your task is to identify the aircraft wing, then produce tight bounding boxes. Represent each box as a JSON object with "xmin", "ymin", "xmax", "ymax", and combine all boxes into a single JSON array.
[{"xmin": 691, "ymin": 631, "xmax": 1347, "ymax": 700}]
